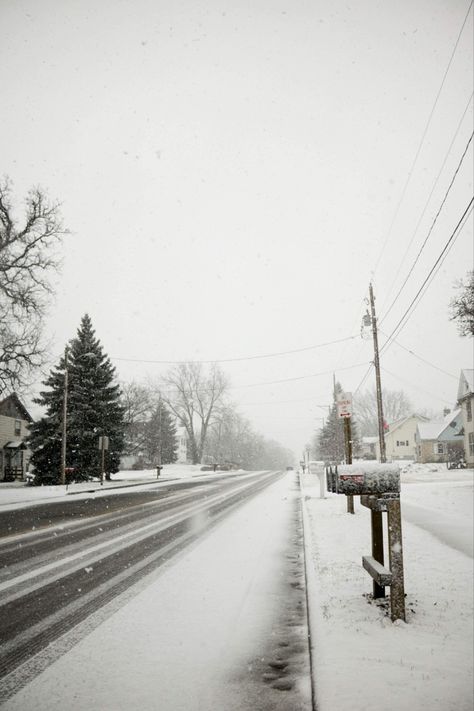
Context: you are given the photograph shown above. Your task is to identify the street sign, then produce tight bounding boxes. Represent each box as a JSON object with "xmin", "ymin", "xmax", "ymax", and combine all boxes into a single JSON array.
[
  {"xmin": 98, "ymin": 436, "xmax": 109, "ymax": 450},
  {"xmin": 337, "ymin": 392, "xmax": 352, "ymax": 418}
]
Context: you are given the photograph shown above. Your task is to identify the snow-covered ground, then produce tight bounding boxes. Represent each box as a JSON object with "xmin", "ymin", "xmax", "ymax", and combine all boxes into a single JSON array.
[
  {"xmin": 302, "ymin": 461, "xmax": 473, "ymax": 711},
  {"xmin": 0, "ymin": 462, "xmax": 472, "ymax": 710}
]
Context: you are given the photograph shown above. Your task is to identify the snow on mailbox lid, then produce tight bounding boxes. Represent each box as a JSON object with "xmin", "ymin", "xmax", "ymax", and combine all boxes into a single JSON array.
[{"xmin": 337, "ymin": 463, "xmax": 400, "ymax": 494}]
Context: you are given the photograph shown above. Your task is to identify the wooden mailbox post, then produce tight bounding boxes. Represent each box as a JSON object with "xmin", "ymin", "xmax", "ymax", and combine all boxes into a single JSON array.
[{"xmin": 326, "ymin": 462, "xmax": 406, "ymax": 622}]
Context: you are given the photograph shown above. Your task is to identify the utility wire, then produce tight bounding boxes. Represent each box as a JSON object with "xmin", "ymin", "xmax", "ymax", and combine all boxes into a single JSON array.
[
  {"xmin": 338, "ymin": 6, "xmax": 473, "ymax": 375},
  {"xmin": 380, "ymin": 131, "xmax": 474, "ymax": 325},
  {"xmin": 229, "ymin": 361, "xmax": 370, "ymax": 390},
  {"xmin": 371, "ymin": 0, "xmax": 473, "ymax": 275},
  {"xmin": 152, "ymin": 361, "xmax": 371, "ymax": 398},
  {"xmin": 380, "ymin": 92, "xmax": 474, "ymax": 315},
  {"xmin": 379, "ymin": 332, "xmax": 458, "ymax": 380},
  {"xmin": 354, "ymin": 197, "xmax": 472, "ymax": 397},
  {"xmin": 241, "ymin": 396, "xmax": 330, "ymax": 407},
  {"xmin": 380, "ymin": 197, "xmax": 474, "ymax": 354},
  {"xmin": 353, "ymin": 363, "xmax": 375, "ymax": 396},
  {"xmin": 110, "ymin": 334, "xmax": 358, "ymax": 365},
  {"xmin": 380, "ymin": 367, "xmax": 455, "ymax": 405}
]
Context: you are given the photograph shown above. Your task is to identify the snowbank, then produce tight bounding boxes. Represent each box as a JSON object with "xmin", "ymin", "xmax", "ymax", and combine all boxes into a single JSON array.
[{"xmin": 302, "ymin": 464, "xmax": 473, "ymax": 711}]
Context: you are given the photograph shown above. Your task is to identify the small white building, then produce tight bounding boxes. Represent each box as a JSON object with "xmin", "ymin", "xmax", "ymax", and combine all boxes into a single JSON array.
[{"xmin": 376, "ymin": 414, "xmax": 429, "ymax": 461}]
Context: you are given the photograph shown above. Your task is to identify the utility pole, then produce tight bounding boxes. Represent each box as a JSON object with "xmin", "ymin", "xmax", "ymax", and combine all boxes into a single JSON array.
[
  {"xmin": 369, "ymin": 283, "xmax": 386, "ymax": 463},
  {"xmin": 157, "ymin": 398, "xmax": 163, "ymax": 478},
  {"xmin": 344, "ymin": 416, "xmax": 354, "ymax": 513},
  {"xmin": 60, "ymin": 346, "xmax": 69, "ymax": 486}
]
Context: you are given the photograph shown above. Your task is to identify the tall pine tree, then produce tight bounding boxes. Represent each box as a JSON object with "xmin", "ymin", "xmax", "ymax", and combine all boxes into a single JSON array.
[{"xmin": 29, "ymin": 315, "xmax": 125, "ymax": 483}]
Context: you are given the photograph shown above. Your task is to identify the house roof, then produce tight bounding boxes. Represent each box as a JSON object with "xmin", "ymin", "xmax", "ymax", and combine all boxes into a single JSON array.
[
  {"xmin": 457, "ymin": 369, "xmax": 474, "ymax": 401},
  {"xmin": 0, "ymin": 393, "xmax": 33, "ymax": 423},
  {"xmin": 3, "ymin": 440, "xmax": 27, "ymax": 450},
  {"xmin": 387, "ymin": 413, "xmax": 429, "ymax": 435},
  {"xmin": 417, "ymin": 422, "xmax": 446, "ymax": 440},
  {"xmin": 417, "ymin": 408, "xmax": 462, "ymax": 441}
]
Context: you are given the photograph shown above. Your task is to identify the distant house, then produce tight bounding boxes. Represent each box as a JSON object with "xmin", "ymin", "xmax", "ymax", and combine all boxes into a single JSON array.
[
  {"xmin": 375, "ymin": 414, "xmax": 429, "ymax": 461},
  {"xmin": 415, "ymin": 409, "xmax": 464, "ymax": 464},
  {"xmin": 0, "ymin": 393, "xmax": 34, "ymax": 481},
  {"xmin": 457, "ymin": 369, "xmax": 474, "ymax": 467}
]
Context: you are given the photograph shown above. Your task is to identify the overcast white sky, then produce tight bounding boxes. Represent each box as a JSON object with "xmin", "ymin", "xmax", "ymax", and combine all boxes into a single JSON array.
[{"xmin": 1, "ymin": 0, "xmax": 473, "ymax": 456}]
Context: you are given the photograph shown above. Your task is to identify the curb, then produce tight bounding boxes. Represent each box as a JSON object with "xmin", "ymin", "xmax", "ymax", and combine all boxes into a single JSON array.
[{"xmin": 299, "ymin": 472, "xmax": 320, "ymax": 711}]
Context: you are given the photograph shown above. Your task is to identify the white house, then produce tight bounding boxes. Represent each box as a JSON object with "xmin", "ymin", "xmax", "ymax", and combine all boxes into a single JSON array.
[
  {"xmin": 457, "ymin": 369, "xmax": 474, "ymax": 466},
  {"xmin": 376, "ymin": 414, "xmax": 429, "ymax": 461},
  {"xmin": 0, "ymin": 393, "xmax": 34, "ymax": 481},
  {"xmin": 415, "ymin": 409, "xmax": 464, "ymax": 463}
]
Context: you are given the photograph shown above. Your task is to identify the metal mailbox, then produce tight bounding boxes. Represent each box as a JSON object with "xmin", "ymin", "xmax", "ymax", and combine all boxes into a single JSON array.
[{"xmin": 327, "ymin": 463, "xmax": 400, "ymax": 495}]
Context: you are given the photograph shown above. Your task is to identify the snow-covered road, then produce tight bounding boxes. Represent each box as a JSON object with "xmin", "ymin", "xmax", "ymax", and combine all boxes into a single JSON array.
[{"xmin": 0, "ymin": 472, "xmax": 312, "ymax": 711}]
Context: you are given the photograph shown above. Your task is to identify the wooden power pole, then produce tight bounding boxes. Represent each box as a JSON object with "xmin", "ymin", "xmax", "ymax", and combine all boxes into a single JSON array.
[
  {"xmin": 369, "ymin": 283, "xmax": 386, "ymax": 463},
  {"xmin": 60, "ymin": 346, "xmax": 69, "ymax": 485},
  {"xmin": 157, "ymin": 398, "xmax": 163, "ymax": 478}
]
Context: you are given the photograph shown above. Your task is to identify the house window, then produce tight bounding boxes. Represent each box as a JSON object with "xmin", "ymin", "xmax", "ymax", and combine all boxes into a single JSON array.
[
  {"xmin": 436, "ymin": 443, "xmax": 444, "ymax": 455},
  {"xmin": 14, "ymin": 420, "xmax": 21, "ymax": 436},
  {"xmin": 467, "ymin": 399, "xmax": 472, "ymax": 422},
  {"xmin": 405, "ymin": 440, "xmax": 409, "ymax": 446},
  {"xmin": 469, "ymin": 433, "xmax": 474, "ymax": 456}
]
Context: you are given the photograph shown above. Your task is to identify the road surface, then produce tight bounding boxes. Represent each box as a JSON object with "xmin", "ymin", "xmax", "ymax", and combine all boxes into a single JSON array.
[{"xmin": 0, "ymin": 470, "xmax": 312, "ymax": 709}]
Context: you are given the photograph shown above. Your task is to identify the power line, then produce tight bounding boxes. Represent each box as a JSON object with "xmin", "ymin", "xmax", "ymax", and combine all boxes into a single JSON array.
[
  {"xmin": 153, "ymin": 361, "xmax": 371, "ymax": 398},
  {"xmin": 229, "ymin": 361, "xmax": 370, "ymax": 390},
  {"xmin": 380, "ymin": 130, "xmax": 474, "ymax": 325},
  {"xmin": 338, "ymin": 6, "xmax": 473, "ymax": 376},
  {"xmin": 240, "ymin": 396, "xmax": 329, "ymax": 407},
  {"xmin": 110, "ymin": 334, "xmax": 358, "ymax": 365},
  {"xmin": 353, "ymin": 363, "xmax": 375, "ymax": 396},
  {"xmin": 371, "ymin": 0, "xmax": 474, "ymax": 275},
  {"xmin": 380, "ymin": 92, "xmax": 474, "ymax": 315},
  {"xmin": 380, "ymin": 367, "xmax": 455, "ymax": 405},
  {"xmin": 380, "ymin": 332, "xmax": 458, "ymax": 380},
  {"xmin": 380, "ymin": 197, "xmax": 474, "ymax": 354}
]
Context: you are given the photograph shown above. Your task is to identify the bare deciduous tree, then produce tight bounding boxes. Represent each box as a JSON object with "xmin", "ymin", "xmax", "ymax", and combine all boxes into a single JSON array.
[
  {"xmin": 0, "ymin": 179, "xmax": 66, "ymax": 394},
  {"xmin": 353, "ymin": 387, "xmax": 413, "ymax": 437},
  {"xmin": 160, "ymin": 362, "xmax": 228, "ymax": 464},
  {"xmin": 120, "ymin": 381, "xmax": 154, "ymax": 455},
  {"xmin": 449, "ymin": 271, "xmax": 474, "ymax": 337}
]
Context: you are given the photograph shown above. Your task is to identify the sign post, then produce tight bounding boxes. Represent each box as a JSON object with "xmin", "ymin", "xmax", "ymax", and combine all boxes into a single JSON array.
[
  {"xmin": 337, "ymin": 393, "xmax": 354, "ymax": 513},
  {"xmin": 98, "ymin": 436, "xmax": 109, "ymax": 485}
]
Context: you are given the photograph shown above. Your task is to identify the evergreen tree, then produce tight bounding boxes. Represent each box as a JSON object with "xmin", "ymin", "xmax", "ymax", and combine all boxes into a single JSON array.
[
  {"xmin": 29, "ymin": 315, "xmax": 125, "ymax": 484},
  {"xmin": 317, "ymin": 382, "xmax": 360, "ymax": 462},
  {"xmin": 143, "ymin": 402, "xmax": 178, "ymax": 465}
]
